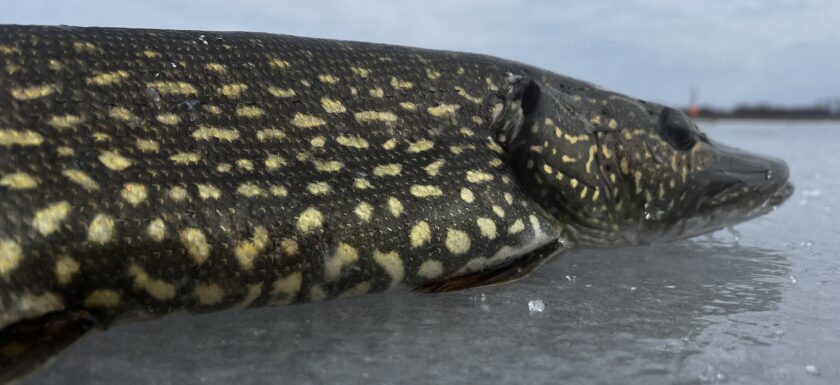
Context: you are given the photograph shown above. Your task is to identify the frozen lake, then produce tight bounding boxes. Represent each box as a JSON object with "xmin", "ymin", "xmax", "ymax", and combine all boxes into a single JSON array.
[{"xmin": 22, "ymin": 120, "xmax": 840, "ymax": 385}]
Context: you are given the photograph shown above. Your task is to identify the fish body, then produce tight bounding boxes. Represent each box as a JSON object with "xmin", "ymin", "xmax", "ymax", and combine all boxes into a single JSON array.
[{"xmin": 0, "ymin": 25, "xmax": 792, "ymax": 381}]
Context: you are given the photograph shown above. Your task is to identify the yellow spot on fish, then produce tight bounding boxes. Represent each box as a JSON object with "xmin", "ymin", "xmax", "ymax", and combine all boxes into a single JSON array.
[
  {"xmin": 417, "ymin": 260, "xmax": 443, "ymax": 279},
  {"xmin": 192, "ymin": 126, "xmax": 240, "ymax": 141},
  {"xmin": 196, "ymin": 184, "xmax": 222, "ymax": 200},
  {"xmin": 634, "ymin": 171, "xmax": 643, "ymax": 193},
  {"xmin": 270, "ymin": 185, "xmax": 288, "ymax": 197},
  {"xmin": 180, "ymin": 228, "xmax": 211, "ymax": 264},
  {"xmin": 354, "ymin": 202, "xmax": 374, "ymax": 222},
  {"xmin": 84, "ymin": 290, "xmax": 121, "ymax": 308},
  {"xmin": 561, "ymin": 155, "xmax": 577, "ymax": 163},
  {"xmin": 269, "ymin": 58, "xmax": 290, "ymax": 69},
  {"xmin": 374, "ymin": 250, "xmax": 404, "ymax": 287},
  {"xmin": 147, "ymin": 218, "xmax": 166, "ymax": 242},
  {"xmin": 427, "ymin": 103, "xmax": 460, "ymax": 117},
  {"xmin": 390, "ymin": 77, "xmax": 413, "ymax": 89},
  {"xmin": 92, "ymin": 132, "xmax": 111, "ymax": 142},
  {"xmin": 169, "ymin": 186, "xmax": 189, "ymax": 202},
  {"xmin": 235, "ymin": 226, "xmax": 269, "ymax": 270},
  {"xmin": 272, "ymin": 272, "xmax": 302, "ymax": 304},
  {"xmin": 492, "ymin": 205, "xmax": 505, "ymax": 218},
  {"xmin": 374, "ymin": 163, "xmax": 402, "ymax": 177},
  {"xmin": 156, "ymin": 112, "xmax": 181, "ymax": 125},
  {"xmin": 460, "ymin": 188, "xmax": 475, "ymax": 203},
  {"xmin": 11, "ymin": 83, "xmax": 56, "ymax": 100},
  {"xmin": 455, "ymin": 86, "xmax": 482, "ymax": 103},
  {"xmin": 57, "ymin": 146, "xmax": 74, "ymax": 157},
  {"xmin": 336, "ymin": 135, "xmax": 369, "ymax": 149},
  {"xmin": 291, "ymin": 112, "xmax": 326, "ymax": 128},
  {"xmin": 325, "ymin": 243, "xmax": 359, "ymax": 281},
  {"xmin": 0, "ymin": 129, "xmax": 43, "ymax": 146},
  {"xmin": 476, "ymin": 217, "xmax": 497, "ymax": 240},
  {"xmin": 388, "ymin": 196, "xmax": 404, "ymax": 218},
  {"xmin": 268, "ymin": 86, "xmax": 296, "ymax": 98},
  {"xmin": 445, "ymin": 229, "xmax": 471, "ymax": 255},
  {"xmin": 425, "ymin": 159, "xmax": 446, "ymax": 176},
  {"xmin": 466, "ymin": 170, "xmax": 494, "ymax": 183},
  {"xmin": 170, "ymin": 152, "xmax": 201, "ymax": 165},
  {"xmin": 318, "ymin": 74, "xmax": 339, "ymax": 84},
  {"xmin": 354, "ymin": 178, "xmax": 372, "ymax": 190},
  {"xmin": 564, "ymin": 134, "xmax": 589, "ymax": 144},
  {"xmin": 73, "ymin": 41, "xmax": 97, "ymax": 52},
  {"xmin": 108, "ymin": 106, "xmax": 136, "ymax": 122},
  {"xmin": 236, "ymin": 106, "xmax": 264, "ymax": 118},
  {"xmin": 586, "ymin": 145, "xmax": 598, "ymax": 174},
  {"xmin": 194, "ymin": 283, "xmax": 225, "ymax": 305},
  {"xmin": 143, "ymin": 50, "xmax": 160, "ymax": 58},
  {"xmin": 408, "ymin": 139, "xmax": 434, "ymax": 153},
  {"xmin": 570, "ymin": 178, "xmax": 579, "ymax": 188},
  {"xmin": 350, "ymin": 67, "xmax": 371, "ymax": 78},
  {"xmin": 410, "ymin": 185, "xmax": 442, "ymax": 198},
  {"xmin": 62, "ymin": 169, "xmax": 98, "ymax": 191},
  {"xmin": 99, "ymin": 150, "xmax": 133, "ymax": 171},
  {"xmin": 87, "ymin": 214, "xmax": 115, "ymax": 244},
  {"xmin": 306, "ymin": 181, "xmax": 331, "ymax": 195},
  {"xmin": 382, "ymin": 139, "xmax": 399, "ymax": 150},
  {"xmin": 0, "ymin": 172, "xmax": 38, "ymax": 190},
  {"xmin": 0, "ymin": 239, "xmax": 23, "ymax": 276},
  {"xmin": 129, "ymin": 264, "xmax": 176, "ymax": 300},
  {"xmin": 132, "ymin": 138, "xmax": 159, "ymax": 153},
  {"xmin": 281, "ymin": 238, "xmax": 299, "ymax": 256},
  {"xmin": 369, "ymin": 88, "xmax": 385, "ymax": 98},
  {"xmin": 426, "ymin": 68, "xmax": 441, "ymax": 79},
  {"xmin": 54, "ymin": 256, "xmax": 80, "ymax": 285},
  {"xmin": 257, "ymin": 128, "xmax": 286, "ymax": 142},
  {"xmin": 121, "ymin": 183, "xmax": 147, "ymax": 206},
  {"xmin": 32, "ymin": 201, "xmax": 71, "ymax": 236},
  {"xmin": 297, "ymin": 207, "xmax": 323, "ymax": 233},
  {"xmin": 205, "ymin": 63, "xmax": 227, "ymax": 73},
  {"xmin": 147, "ymin": 81, "xmax": 197, "ymax": 95},
  {"xmin": 410, "ymin": 221, "xmax": 431, "ymax": 248},
  {"xmin": 508, "ymin": 219, "xmax": 526, "ymax": 234},
  {"xmin": 504, "ymin": 193, "xmax": 514, "ymax": 205},
  {"xmin": 355, "ymin": 110, "xmax": 398, "ymax": 123},
  {"xmin": 608, "ymin": 119, "xmax": 618, "ymax": 129},
  {"xmin": 321, "ymin": 97, "xmax": 346, "ymax": 113},
  {"xmin": 237, "ymin": 183, "xmax": 266, "ymax": 197},
  {"xmin": 264, "ymin": 155, "xmax": 286, "ymax": 171},
  {"xmin": 219, "ymin": 83, "xmax": 249, "ymax": 98},
  {"xmin": 313, "ymin": 160, "xmax": 343, "ymax": 173},
  {"xmin": 48, "ymin": 114, "xmax": 84, "ymax": 130},
  {"xmin": 399, "ymin": 102, "xmax": 417, "ymax": 111}
]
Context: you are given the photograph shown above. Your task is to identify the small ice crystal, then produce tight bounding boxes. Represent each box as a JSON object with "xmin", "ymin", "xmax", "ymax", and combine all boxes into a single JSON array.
[
  {"xmin": 528, "ymin": 299, "xmax": 545, "ymax": 313},
  {"xmin": 805, "ymin": 365, "xmax": 819, "ymax": 375}
]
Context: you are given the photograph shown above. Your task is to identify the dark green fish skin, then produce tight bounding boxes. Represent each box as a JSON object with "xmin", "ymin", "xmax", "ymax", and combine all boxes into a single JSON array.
[{"xmin": 0, "ymin": 25, "xmax": 791, "ymax": 381}]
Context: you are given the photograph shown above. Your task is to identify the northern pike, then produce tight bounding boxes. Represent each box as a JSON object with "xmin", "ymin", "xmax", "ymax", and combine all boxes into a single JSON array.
[{"xmin": 0, "ymin": 25, "xmax": 793, "ymax": 382}]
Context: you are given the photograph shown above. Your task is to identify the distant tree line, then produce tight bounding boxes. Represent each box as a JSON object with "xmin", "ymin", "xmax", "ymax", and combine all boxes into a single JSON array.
[{"xmin": 683, "ymin": 98, "xmax": 840, "ymax": 120}]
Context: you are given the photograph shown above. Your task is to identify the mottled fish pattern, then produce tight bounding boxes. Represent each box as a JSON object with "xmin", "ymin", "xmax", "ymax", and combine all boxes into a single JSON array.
[{"xmin": 0, "ymin": 26, "xmax": 561, "ymax": 325}]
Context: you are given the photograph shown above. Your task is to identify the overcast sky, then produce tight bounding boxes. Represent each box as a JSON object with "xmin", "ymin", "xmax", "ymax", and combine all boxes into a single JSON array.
[{"xmin": 3, "ymin": 0, "xmax": 838, "ymax": 108}]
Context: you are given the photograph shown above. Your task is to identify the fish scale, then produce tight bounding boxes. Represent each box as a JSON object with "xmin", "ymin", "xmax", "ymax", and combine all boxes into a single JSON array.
[{"xmin": 0, "ymin": 25, "xmax": 792, "ymax": 382}]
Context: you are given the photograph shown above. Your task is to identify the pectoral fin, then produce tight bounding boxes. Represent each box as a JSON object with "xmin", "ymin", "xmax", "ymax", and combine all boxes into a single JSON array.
[
  {"xmin": 0, "ymin": 310, "xmax": 99, "ymax": 383},
  {"xmin": 415, "ymin": 241, "xmax": 563, "ymax": 293}
]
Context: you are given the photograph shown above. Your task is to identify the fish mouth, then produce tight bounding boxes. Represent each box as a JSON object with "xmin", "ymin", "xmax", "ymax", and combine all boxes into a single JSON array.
[{"xmin": 696, "ymin": 141, "xmax": 792, "ymax": 219}]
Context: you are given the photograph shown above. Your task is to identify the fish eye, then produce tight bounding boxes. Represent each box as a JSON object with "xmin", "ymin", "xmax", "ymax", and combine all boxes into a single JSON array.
[{"xmin": 658, "ymin": 108, "xmax": 696, "ymax": 151}]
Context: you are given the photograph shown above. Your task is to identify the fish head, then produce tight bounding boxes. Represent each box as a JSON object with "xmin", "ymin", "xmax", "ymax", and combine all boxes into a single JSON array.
[{"xmin": 500, "ymin": 73, "xmax": 793, "ymax": 247}]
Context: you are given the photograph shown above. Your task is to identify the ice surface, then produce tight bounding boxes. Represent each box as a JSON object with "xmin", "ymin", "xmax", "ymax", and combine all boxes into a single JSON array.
[{"xmin": 21, "ymin": 121, "xmax": 840, "ymax": 385}]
